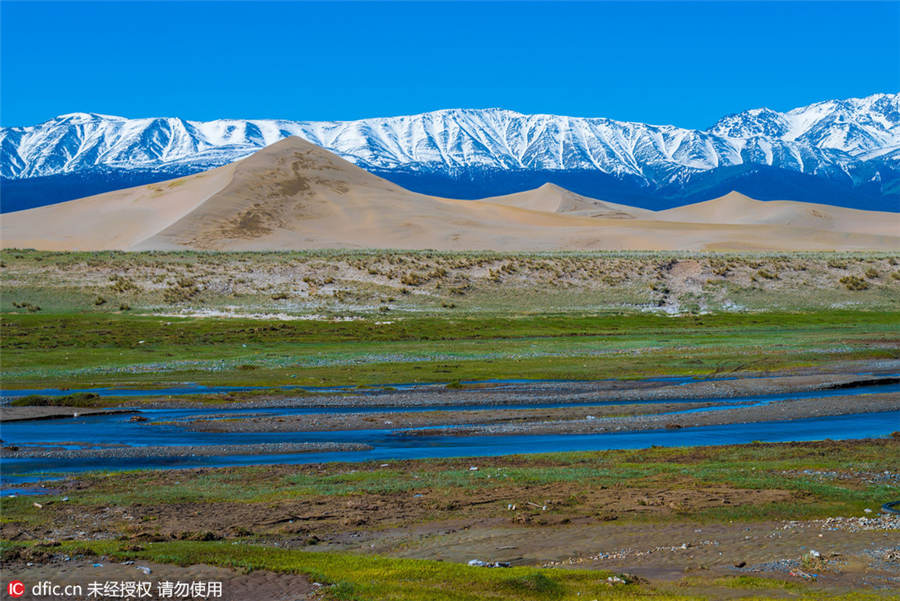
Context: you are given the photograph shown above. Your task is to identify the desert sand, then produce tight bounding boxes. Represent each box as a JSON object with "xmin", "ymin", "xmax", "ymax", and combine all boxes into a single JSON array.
[
  {"xmin": 2, "ymin": 137, "xmax": 898, "ymax": 251},
  {"xmin": 477, "ymin": 183, "xmax": 656, "ymax": 220},
  {"xmin": 656, "ymin": 191, "xmax": 900, "ymax": 237}
]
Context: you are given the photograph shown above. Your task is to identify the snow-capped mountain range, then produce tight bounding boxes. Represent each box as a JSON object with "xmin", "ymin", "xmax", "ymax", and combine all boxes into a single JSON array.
[{"xmin": 2, "ymin": 92, "xmax": 898, "ymax": 212}]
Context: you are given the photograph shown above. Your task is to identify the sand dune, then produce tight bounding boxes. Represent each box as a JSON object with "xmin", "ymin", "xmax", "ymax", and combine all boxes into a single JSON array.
[
  {"xmin": 2, "ymin": 137, "xmax": 898, "ymax": 252},
  {"xmin": 656, "ymin": 191, "xmax": 900, "ymax": 237},
  {"xmin": 478, "ymin": 183, "xmax": 655, "ymax": 220},
  {"xmin": 0, "ymin": 163, "xmax": 237, "ymax": 251}
]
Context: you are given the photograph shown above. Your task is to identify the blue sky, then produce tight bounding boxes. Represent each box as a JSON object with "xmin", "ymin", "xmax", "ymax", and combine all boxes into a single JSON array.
[{"xmin": 2, "ymin": 1, "xmax": 898, "ymax": 128}]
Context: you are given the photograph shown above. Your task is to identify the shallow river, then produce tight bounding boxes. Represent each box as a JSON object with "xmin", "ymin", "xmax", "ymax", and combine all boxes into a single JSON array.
[{"xmin": 2, "ymin": 376, "xmax": 899, "ymax": 492}]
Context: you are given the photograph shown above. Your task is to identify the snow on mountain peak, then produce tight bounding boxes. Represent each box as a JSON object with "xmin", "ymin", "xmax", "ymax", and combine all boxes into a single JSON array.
[{"xmin": 1, "ymin": 93, "xmax": 897, "ymax": 207}]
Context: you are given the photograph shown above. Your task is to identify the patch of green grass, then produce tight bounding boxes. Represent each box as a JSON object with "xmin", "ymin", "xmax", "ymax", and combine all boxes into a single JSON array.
[
  {"xmin": 702, "ymin": 575, "xmax": 804, "ymax": 592},
  {"xmin": 9, "ymin": 392, "xmax": 104, "ymax": 407}
]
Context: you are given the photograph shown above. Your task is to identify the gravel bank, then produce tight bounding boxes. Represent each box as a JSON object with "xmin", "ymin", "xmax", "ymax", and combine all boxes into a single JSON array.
[
  {"xmin": 1, "ymin": 442, "xmax": 372, "ymax": 459},
  {"xmin": 183, "ymin": 401, "xmax": 719, "ymax": 433},
  {"xmin": 0, "ymin": 407, "xmax": 136, "ymax": 422},
  {"xmin": 146, "ymin": 371, "xmax": 900, "ymax": 410},
  {"xmin": 395, "ymin": 392, "xmax": 900, "ymax": 436}
]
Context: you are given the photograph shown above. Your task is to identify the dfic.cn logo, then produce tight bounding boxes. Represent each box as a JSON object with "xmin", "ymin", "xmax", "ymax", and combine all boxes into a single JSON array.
[{"xmin": 7, "ymin": 580, "xmax": 25, "ymax": 598}]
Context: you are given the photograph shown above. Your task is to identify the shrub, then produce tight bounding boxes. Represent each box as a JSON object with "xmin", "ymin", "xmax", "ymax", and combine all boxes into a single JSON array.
[
  {"xmin": 839, "ymin": 276, "xmax": 869, "ymax": 291},
  {"xmin": 163, "ymin": 277, "xmax": 201, "ymax": 303},
  {"xmin": 400, "ymin": 272, "xmax": 427, "ymax": 286},
  {"xmin": 109, "ymin": 274, "xmax": 139, "ymax": 293},
  {"xmin": 12, "ymin": 301, "xmax": 40, "ymax": 312}
]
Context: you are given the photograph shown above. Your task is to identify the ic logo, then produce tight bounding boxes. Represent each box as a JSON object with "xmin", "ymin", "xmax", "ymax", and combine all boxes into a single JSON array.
[{"xmin": 7, "ymin": 580, "xmax": 25, "ymax": 598}]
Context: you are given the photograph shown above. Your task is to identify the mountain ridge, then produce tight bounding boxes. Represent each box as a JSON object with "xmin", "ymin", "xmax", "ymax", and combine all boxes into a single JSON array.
[{"xmin": 2, "ymin": 92, "xmax": 898, "ymax": 212}]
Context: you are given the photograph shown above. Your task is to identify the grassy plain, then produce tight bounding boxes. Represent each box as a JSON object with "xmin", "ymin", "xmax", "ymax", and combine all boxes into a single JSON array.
[
  {"xmin": 2, "ymin": 309, "xmax": 898, "ymax": 390},
  {"xmin": 3, "ymin": 249, "xmax": 898, "ymax": 390}
]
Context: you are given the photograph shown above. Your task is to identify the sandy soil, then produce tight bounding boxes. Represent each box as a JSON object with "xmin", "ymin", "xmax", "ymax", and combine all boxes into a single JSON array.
[
  {"xmin": 432, "ymin": 515, "xmax": 900, "ymax": 589},
  {"xmin": 4, "ymin": 137, "xmax": 898, "ymax": 251}
]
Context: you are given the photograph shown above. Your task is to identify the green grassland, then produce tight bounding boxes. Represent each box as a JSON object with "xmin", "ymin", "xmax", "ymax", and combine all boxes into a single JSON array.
[
  {"xmin": 3, "ymin": 249, "xmax": 898, "ymax": 389},
  {"xmin": 2, "ymin": 309, "xmax": 898, "ymax": 389}
]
